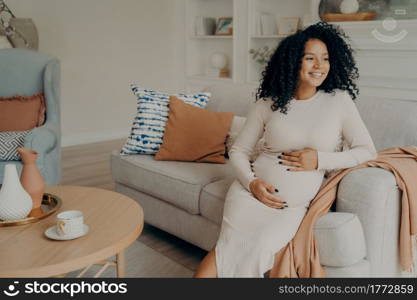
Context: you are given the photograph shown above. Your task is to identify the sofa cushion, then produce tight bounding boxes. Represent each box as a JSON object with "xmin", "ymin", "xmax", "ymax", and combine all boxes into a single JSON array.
[
  {"xmin": 120, "ymin": 85, "xmax": 210, "ymax": 155},
  {"xmin": 111, "ymin": 151, "xmax": 235, "ymax": 214},
  {"xmin": 200, "ymin": 178, "xmax": 235, "ymax": 224},
  {"xmin": 356, "ymin": 96, "xmax": 417, "ymax": 151},
  {"xmin": 155, "ymin": 96, "xmax": 234, "ymax": 163},
  {"xmin": 314, "ymin": 212, "xmax": 367, "ymax": 267},
  {"xmin": 204, "ymin": 83, "xmax": 254, "ymax": 117},
  {"xmin": 0, "ymin": 130, "xmax": 30, "ymax": 160},
  {"xmin": 0, "ymin": 93, "xmax": 45, "ymax": 131}
]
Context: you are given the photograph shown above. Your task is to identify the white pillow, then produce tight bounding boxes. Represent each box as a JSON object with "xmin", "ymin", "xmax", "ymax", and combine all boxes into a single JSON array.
[
  {"xmin": 226, "ymin": 116, "xmax": 265, "ymax": 161},
  {"xmin": 120, "ymin": 85, "xmax": 211, "ymax": 155}
]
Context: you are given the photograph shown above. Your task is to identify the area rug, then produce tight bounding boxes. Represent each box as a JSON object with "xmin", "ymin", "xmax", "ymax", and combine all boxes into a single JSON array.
[{"xmin": 66, "ymin": 241, "xmax": 193, "ymax": 278}]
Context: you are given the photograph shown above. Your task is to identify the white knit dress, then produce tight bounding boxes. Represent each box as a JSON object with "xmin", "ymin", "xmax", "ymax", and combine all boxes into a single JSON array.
[{"xmin": 215, "ymin": 90, "xmax": 377, "ymax": 277}]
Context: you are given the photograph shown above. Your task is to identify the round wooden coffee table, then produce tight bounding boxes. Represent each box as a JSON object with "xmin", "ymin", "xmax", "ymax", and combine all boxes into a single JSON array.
[{"xmin": 0, "ymin": 186, "xmax": 144, "ymax": 278}]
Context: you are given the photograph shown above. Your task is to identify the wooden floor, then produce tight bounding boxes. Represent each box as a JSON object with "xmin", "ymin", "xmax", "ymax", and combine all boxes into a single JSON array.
[{"xmin": 62, "ymin": 139, "xmax": 206, "ymax": 273}]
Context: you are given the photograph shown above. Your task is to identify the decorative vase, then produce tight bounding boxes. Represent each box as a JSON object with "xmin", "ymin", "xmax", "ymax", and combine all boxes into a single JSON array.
[
  {"xmin": 340, "ymin": 0, "xmax": 359, "ymax": 14},
  {"xmin": 17, "ymin": 148, "xmax": 45, "ymax": 217},
  {"xmin": 210, "ymin": 52, "xmax": 229, "ymax": 78},
  {"xmin": 0, "ymin": 164, "xmax": 33, "ymax": 220},
  {"xmin": 8, "ymin": 18, "xmax": 39, "ymax": 50}
]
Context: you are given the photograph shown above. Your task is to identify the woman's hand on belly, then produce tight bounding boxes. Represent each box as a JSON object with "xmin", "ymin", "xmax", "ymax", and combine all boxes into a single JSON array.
[
  {"xmin": 249, "ymin": 178, "xmax": 288, "ymax": 209},
  {"xmin": 279, "ymin": 147, "xmax": 318, "ymax": 172}
]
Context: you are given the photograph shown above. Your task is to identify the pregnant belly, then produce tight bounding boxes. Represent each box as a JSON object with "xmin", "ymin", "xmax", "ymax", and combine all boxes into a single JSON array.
[{"xmin": 252, "ymin": 153, "xmax": 325, "ymax": 207}]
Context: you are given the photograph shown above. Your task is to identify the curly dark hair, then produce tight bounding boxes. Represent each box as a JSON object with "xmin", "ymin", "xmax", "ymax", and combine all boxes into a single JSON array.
[{"xmin": 256, "ymin": 21, "xmax": 359, "ymax": 114}]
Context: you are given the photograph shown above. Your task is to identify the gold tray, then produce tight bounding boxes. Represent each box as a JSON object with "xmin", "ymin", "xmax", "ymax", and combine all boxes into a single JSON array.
[
  {"xmin": 320, "ymin": 12, "xmax": 377, "ymax": 22},
  {"xmin": 0, "ymin": 193, "xmax": 62, "ymax": 227}
]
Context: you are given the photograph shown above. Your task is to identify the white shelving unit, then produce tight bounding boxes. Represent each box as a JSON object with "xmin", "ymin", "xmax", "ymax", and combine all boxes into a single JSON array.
[
  {"xmin": 247, "ymin": 0, "xmax": 312, "ymax": 83},
  {"xmin": 185, "ymin": 0, "xmax": 234, "ymax": 83},
  {"xmin": 184, "ymin": 0, "xmax": 313, "ymax": 90},
  {"xmin": 251, "ymin": 35, "xmax": 291, "ymax": 39},
  {"xmin": 190, "ymin": 35, "xmax": 233, "ymax": 39},
  {"xmin": 183, "ymin": 0, "xmax": 417, "ymax": 91}
]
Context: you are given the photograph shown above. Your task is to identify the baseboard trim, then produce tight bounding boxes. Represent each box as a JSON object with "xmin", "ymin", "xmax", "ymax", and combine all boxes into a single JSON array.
[{"xmin": 62, "ymin": 130, "xmax": 128, "ymax": 147}]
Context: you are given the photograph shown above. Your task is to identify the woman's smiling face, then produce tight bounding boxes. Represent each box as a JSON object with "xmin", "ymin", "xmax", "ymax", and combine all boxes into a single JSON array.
[{"xmin": 298, "ymin": 38, "xmax": 330, "ymax": 89}]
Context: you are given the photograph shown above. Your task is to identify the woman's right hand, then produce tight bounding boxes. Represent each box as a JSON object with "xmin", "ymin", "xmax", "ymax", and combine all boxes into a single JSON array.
[{"xmin": 249, "ymin": 178, "xmax": 287, "ymax": 209}]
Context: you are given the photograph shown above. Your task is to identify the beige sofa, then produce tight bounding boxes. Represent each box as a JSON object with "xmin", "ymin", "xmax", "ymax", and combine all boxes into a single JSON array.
[{"xmin": 111, "ymin": 83, "xmax": 417, "ymax": 277}]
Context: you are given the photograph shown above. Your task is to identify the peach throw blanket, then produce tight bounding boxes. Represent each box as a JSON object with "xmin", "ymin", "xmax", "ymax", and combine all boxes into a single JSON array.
[{"xmin": 270, "ymin": 146, "xmax": 417, "ymax": 277}]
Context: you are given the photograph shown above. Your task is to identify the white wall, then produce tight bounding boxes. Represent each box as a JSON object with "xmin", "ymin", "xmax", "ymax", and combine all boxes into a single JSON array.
[{"xmin": 8, "ymin": 0, "xmax": 180, "ymax": 146}]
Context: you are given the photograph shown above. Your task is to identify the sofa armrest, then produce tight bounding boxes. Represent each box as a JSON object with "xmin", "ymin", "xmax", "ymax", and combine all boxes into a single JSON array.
[
  {"xmin": 336, "ymin": 167, "xmax": 402, "ymax": 276},
  {"xmin": 23, "ymin": 121, "xmax": 59, "ymax": 156},
  {"xmin": 314, "ymin": 212, "xmax": 367, "ymax": 268}
]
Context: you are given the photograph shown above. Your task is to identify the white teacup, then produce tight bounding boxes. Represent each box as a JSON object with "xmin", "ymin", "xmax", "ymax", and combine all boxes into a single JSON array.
[{"xmin": 56, "ymin": 210, "xmax": 84, "ymax": 237}]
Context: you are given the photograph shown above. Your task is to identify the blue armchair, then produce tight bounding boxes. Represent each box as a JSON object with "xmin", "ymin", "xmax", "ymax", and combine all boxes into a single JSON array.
[{"xmin": 0, "ymin": 48, "xmax": 61, "ymax": 185}]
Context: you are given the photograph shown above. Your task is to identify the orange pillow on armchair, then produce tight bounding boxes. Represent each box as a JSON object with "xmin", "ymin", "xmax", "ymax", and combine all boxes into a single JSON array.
[
  {"xmin": 155, "ymin": 96, "xmax": 234, "ymax": 163},
  {"xmin": 0, "ymin": 93, "xmax": 46, "ymax": 132}
]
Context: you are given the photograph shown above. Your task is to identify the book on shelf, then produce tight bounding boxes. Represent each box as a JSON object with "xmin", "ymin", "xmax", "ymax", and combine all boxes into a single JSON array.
[
  {"xmin": 260, "ymin": 13, "xmax": 277, "ymax": 36},
  {"xmin": 195, "ymin": 16, "xmax": 216, "ymax": 36}
]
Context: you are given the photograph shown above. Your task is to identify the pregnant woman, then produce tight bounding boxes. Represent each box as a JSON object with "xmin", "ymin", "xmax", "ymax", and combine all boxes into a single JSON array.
[{"xmin": 194, "ymin": 22, "xmax": 377, "ymax": 277}]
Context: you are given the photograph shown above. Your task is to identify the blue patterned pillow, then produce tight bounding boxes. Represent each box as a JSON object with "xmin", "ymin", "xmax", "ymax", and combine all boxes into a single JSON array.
[
  {"xmin": 0, "ymin": 130, "xmax": 30, "ymax": 160},
  {"xmin": 120, "ymin": 85, "xmax": 211, "ymax": 155}
]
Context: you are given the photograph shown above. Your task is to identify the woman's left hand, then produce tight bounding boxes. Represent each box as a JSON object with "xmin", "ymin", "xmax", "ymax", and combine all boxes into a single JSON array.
[{"xmin": 278, "ymin": 148, "xmax": 318, "ymax": 171}]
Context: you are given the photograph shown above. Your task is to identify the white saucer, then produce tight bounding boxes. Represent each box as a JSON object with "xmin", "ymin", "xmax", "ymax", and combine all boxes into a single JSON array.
[{"xmin": 44, "ymin": 224, "xmax": 89, "ymax": 240}]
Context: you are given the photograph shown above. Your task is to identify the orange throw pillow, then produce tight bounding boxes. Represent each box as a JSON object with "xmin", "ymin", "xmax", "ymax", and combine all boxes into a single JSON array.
[
  {"xmin": 0, "ymin": 93, "xmax": 46, "ymax": 132},
  {"xmin": 155, "ymin": 96, "xmax": 234, "ymax": 163}
]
